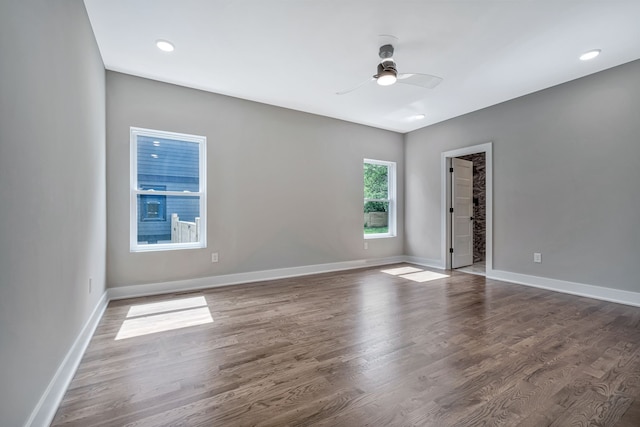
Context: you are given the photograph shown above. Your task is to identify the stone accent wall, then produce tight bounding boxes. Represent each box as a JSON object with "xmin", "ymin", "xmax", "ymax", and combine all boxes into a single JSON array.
[{"xmin": 458, "ymin": 153, "xmax": 486, "ymax": 263}]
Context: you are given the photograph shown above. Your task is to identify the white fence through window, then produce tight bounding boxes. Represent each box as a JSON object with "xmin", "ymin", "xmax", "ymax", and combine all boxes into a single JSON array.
[{"xmin": 171, "ymin": 213, "xmax": 200, "ymax": 243}]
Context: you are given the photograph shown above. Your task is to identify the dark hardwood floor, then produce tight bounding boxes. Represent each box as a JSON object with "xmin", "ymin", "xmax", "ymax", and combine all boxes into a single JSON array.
[{"xmin": 51, "ymin": 264, "xmax": 640, "ymax": 426}]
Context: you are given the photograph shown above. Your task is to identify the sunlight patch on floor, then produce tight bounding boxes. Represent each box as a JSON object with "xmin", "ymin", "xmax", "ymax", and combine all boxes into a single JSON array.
[
  {"xmin": 380, "ymin": 266, "xmax": 423, "ymax": 276},
  {"xmin": 126, "ymin": 296, "xmax": 208, "ymax": 317},
  {"xmin": 400, "ymin": 271, "xmax": 450, "ymax": 283},
  {"xmin": 116, "ymin": 296, "xmax": 213, "ymax": 340},
  {"xmin": 381, "ymin": 266, "xmax": 450, "ymax": 283}
]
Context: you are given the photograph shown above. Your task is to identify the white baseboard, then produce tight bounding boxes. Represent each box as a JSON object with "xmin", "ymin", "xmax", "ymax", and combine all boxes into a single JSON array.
[
  {"xmin": 25, "ymin": 291, "xmax": 109, "ymax": 427},
  {"xmin": 108, "ymin": 256, "xmax": 406, "ymax": 300},
  {"xmin": 403, "ymin": 256, "xmax": 445, "ymax": 270},
  {"xmin": 109, "ymin": 257, "xmax": 640, "ymax": 308},
  {"xmin": 488, "ymin": 269, "xmax": 640, "ymax": 308}
]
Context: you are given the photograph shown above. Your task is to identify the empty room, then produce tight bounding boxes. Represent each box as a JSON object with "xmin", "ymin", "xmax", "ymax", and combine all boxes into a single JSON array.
[{"xmin": 2, "ymin": 0, "xmax": 640, "ymax": 426}]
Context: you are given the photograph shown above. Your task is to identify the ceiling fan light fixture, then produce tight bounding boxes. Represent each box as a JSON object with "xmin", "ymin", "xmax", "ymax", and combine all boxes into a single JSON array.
[
  {"xmin": 377, "ymin": 72, "xmax": 397, "ymax": 86},
  {"xmin": 376, "ymin": 59, "xmax": 398, "ymax": 86}
]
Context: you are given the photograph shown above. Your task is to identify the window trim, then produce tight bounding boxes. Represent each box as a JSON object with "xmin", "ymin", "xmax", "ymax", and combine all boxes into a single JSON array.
[
  {"xmin": 364, "ymin": 158, "xmax": 396, "ymax": 239},
  {"xmin": 130, "ymin": 127, "xmax": 207, "ymax": 252}
]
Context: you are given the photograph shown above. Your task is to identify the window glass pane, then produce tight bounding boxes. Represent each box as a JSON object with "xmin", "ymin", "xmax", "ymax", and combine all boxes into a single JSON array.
[
  {"xmin": 137, "ymin": 195, "xmax": 200, "ymax": 245},
  {"xmin": 364, "ymin": 163, "xmax": 388, "ymax": 199},
  {"xmin": 364, "ymin": 201, "xmax": 389, "ymax": 234},
  {"xmin": 137, "ymin": 136, "xmax": 200, "ymax": 192}
]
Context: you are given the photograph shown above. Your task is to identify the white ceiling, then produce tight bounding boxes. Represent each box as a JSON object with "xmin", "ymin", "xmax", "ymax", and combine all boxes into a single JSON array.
[{"xmin": 84, "ymin": 0, "xmax": 640, "ymax": 133}]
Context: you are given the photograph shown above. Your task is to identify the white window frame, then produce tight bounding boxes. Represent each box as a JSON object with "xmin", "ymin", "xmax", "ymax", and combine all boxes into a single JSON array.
[
  {"xmin": 364, "ymin": 158, "xmax": 396, "ymax": 239},
  {"xmin": 130, "ymin": 127, "xmax": 207, "ymax": 252}
]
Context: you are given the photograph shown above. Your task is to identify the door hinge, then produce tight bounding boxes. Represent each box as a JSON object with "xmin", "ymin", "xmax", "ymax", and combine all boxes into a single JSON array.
[
  {"xmin": 449, "ymin": 248, "xmax": 454, "ymax": 253},
  {"xmin": 449, "ymin": 208, "xmax": 454, "ymax": 213},
  {"xmin": 449, "ymin": 167, "xmax": 454, "ymax": 173}
]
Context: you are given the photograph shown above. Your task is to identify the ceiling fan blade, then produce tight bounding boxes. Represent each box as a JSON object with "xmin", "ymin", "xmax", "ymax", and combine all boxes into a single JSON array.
[
  {"xmin": 336, "ymin": 77, "xmax": 375, "ymax": 95},
  {"xmin": 397, "ymin": 73, "xmax": 443, "ymax": 89}
]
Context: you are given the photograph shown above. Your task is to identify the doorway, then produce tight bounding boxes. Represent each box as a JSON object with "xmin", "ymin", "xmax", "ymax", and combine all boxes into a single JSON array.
[
  {"xmin": 441, "ymin": 143, "xmax": 493, "ymax": 276},
  {"xmin": 454, "ymin": 152, "xmax": 486, "ymax": 273}
]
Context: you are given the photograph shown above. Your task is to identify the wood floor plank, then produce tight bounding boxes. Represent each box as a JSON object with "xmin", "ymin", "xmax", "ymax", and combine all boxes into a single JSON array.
[{"xmin": 51, "ymin": 264, "xmax": 640, "ymax": 426}]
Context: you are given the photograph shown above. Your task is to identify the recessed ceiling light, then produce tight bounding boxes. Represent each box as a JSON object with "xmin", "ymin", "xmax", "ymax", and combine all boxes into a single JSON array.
[
  {"xmin": 156, "ymin": 40, "xmax": 174, "ymax": 52},
  {"xmin": 580, "ymin": 49, "xmax": 601, "ymax": 61},
  {"xmin": 412, "ymin": 114, "xmax": 426, "ymax": 120}
]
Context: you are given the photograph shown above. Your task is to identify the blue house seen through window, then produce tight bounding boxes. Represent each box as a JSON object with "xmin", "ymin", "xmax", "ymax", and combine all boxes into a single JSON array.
[{"xmin": 137, "ymin": 136, "xmax": 200, "ymax": 244}]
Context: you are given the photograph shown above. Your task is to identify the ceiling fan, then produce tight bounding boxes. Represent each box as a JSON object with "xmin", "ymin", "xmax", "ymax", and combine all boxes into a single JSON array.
[{"xmin": 336, "ymin": 43, "xmax": 443, "ymax": 95}]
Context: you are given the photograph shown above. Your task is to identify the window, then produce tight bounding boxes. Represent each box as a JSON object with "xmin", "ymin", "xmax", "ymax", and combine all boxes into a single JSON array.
[
  {"xmin": 364, "ymin": 159, "xmax": 396, "ymax": 238},
  {"xmin": 130, "ymin": 127, "xmax": 206, "ymax": 251}
]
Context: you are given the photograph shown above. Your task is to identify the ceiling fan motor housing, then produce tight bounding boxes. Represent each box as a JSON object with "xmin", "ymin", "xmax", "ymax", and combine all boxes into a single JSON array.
[{"xmin": 377, "ymin": 61, "xmax": 397, "ymax": 75}]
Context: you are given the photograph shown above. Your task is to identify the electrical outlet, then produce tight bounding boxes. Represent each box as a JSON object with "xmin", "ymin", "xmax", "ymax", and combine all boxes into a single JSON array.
[
  {"xmin": 89, "ymin": 277, "xmax": 92, "ymax": 293},
  {"xmin": 211, "ymin": 252, "xmax": 219, "ymax": 263},
  {"xmin": 364, "ymin": 242, "xmax": 368, "ymax": 250},
  {"xmin": 533, "ymin": 253, "xmax": 542, "ymax": 263}
]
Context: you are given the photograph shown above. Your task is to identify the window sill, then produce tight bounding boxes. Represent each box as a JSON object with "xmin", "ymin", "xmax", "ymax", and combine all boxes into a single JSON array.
[
  {"xmin": 131, "ymin": 242, "xmax": 205, "ymax": 253},
  {"xmin": 364, "ymin": 233, "xmax": 396, "ymax": 240}
]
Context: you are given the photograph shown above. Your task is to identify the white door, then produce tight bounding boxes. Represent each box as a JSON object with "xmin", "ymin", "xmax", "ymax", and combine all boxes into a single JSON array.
[{"xmin": 452, "ymin": 158, "xmax": 473, "ymax": 268}]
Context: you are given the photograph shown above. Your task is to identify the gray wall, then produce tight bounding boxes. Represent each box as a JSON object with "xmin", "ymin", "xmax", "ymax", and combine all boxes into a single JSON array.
[
  {"xmin": 405, "ymin": 59, "xmax": 640, "ymax": 292},
  {"xmin": 0, "ymin": 1, "xmax": 106, "ymax": 425},
  {"xmin": 106, "ymin": 72, "xmax": 404, "ymax": 287}
]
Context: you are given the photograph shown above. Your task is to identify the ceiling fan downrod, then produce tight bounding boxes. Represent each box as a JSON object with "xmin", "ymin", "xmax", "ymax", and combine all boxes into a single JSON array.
[{"xmin": 378, "ymin": 44, "xmax": 395, "ymax": 60}]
